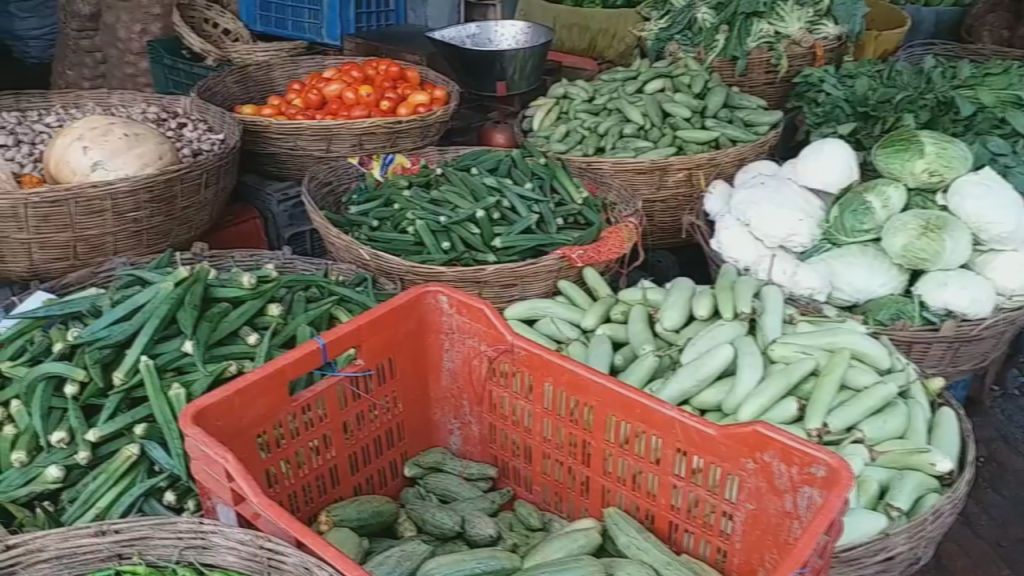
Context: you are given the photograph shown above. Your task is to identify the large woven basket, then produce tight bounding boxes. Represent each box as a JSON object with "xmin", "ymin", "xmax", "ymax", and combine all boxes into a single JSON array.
[
  {"xmin": 2, "ymin": 243, "xmax": 397, "ymax": 315},
  {"xmin": 303, "ymin": 147, "xmax": 641, "ymax": 308},
  {"xmin": 688, "ymin": 216, "xmax": 1024, "ymax": 379},
  {"xmin": 0, "ymin": 90, "xmax": 241, "ymax": 282},
  {"xmin": 173, "ymin": 0, "xmax": 307, "ymax": 65},
  {"xmin": 899, "ymin": 38, "xmax": 1024, "ymax": 63},
  {"xmin": 0, "ymin": 517, "xmax": 340, "ymax": 575},
  {"xmin": 194, "ymin": 56, "xmax": 460, "ymax": 181},
  {"xmin": 832, "ymin": 394, "xmax": 976, "ymax": 576},
  {"xmin": 516, "ymin": 116, "xmax": 781, "ymax": 248},
  {"xmin": 703, "ymin": 38, "xmax": 847, "ymax": 109}
]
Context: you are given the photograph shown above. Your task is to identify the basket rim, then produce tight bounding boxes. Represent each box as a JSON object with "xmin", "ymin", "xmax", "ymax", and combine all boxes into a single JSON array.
[
  {"xmin": 173, "ymin": 0, "xmax": 253, "ymax": 62},
  {"xmin": 514, "ymin": 109, "xmax": 783, "ymax": 167},
  {"xmin": 833, "ymin": 392, "xmax": 976, "ymax": 555},
  {"xmin": 686, "ymin": 214, "xmax": 1024, "ymax": 338},
  {"xmin": 193, "ymin": 55, "xmax": 461, "ymax": 129},
  {"xmin": 302, "ymin": 146, "xmax": 641, "ymax": 276},
  {"xmin": 0, "ymin": 90, "xmax": 241, "ymax": 197}
]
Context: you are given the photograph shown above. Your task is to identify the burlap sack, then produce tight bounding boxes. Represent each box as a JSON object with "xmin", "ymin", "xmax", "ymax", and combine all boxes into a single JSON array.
[
  {"xmin": 100, "ymin": 0, "xmax": 175, "ymax": 91},
  {"xmin": 515, "ymin": 0, "xmax": 642, "ymax": 65}
]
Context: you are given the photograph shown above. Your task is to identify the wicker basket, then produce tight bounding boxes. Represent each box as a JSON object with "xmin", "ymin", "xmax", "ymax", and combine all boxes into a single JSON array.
[
  {"xmin": 303, "ymin": 147, "xmax": 641, "ymax": 308},
  {"xmin": 173, "ymin": 0, "xmax": 307, "ymax": 65},
  {"xmin": 194, "ymin": 56, "xmax": 460, "ymax": 181},
  {"xmin": 0, "ymin": 517, "xmax": 341, "ymax": 575},
  {"xmin": 0, "ymin": 90, "xmax": 241, "ymax": 282},
  {"xmin": 899, "ymin": 38, "xmax": 1024, "ymax": 63},
  {"xmin": 698, "ymin": 38, "xmax": 846, "ymax": 110},
  {"xmin": 515, "ymin": 116, "xmax": 781, "ymax": 248},
  {"xmin": 832, "ymin": 394, "xmax": 976, "ymax": 576},
  {"xmin": 688, "ymin": 216, "xmax": 1024, "ymax": 379},
  {"xmin": 2, "ymin": 243, "xmax": 397, "ymax": 314}
]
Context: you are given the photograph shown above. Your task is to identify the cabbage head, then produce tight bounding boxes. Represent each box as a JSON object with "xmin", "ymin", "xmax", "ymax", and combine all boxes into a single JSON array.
[
  {"xmin": 853, "ymin": 295, "xmax": 933, "ymax": 328},
  {"xmin": 912, "ymin": 269, "xmax": 998, "ymax": 320},
  {"xmin": 871, "ymin": 130, "xmax": 973, "ymax": 191},
  {"xmin": 880, "ymin": 209, "xmax": 973, "ymax": 271},
  {"xmin": 806, "ymin": 243, "xmax": 909, "ymax": 306},
  {"xmin": 941, "ymin": 167, "xmax": 1024, "ymax": 249},
  {"xmin": 824, "ymin": 179, "xmax": 908, "ymax": 244}
]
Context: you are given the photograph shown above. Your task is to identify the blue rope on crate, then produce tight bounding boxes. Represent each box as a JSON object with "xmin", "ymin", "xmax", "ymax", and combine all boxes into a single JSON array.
[{"xmin": 311, "ymin": 335, "xmax": 373, "ymax": 378}]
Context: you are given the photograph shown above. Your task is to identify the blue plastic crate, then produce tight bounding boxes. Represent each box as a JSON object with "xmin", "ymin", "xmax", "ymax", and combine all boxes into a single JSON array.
[{"xmin": 239, "ymin": 0, "xmax": 406, "ymax": 46}]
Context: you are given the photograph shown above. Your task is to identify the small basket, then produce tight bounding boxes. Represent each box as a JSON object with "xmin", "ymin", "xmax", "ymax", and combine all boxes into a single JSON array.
[
  {"xmin": 515, "ymin": 115, "xmax": 780, "ymax": 248},
  {"xmin": 2, "ymin": 243, "xmax": 396, "ymax": 314},
  {"xmin": 0, "ymin": 517, "xmax": 341, "ymax": 575},
  {"xmin": 0, "ymin": 90, "xmax": 241, "ymax": 282},
  {"xmin": 180, "ymin": 283, "xmax": 853, "ymax": 576},
  {"xmin": 690, "ymin": 38, "xmax": 846, "ymax": 110},
  {"xmin": 173, "ymin": 0, "xmax": 307, "ymax": 65},
  {"xmin": 832, "ymin": 394, "xmax": 975, "ymax": 576},
  {"xmin": 303, "ymin": 147, "xmax": 641, "ymax": 308},
  {"xmin": 194, "ymin": 56, "xmax": 460, "ymax": 181},
  {"xmin": 688, "ymin": 215, "xmax": 1024, "ymax": 379}
]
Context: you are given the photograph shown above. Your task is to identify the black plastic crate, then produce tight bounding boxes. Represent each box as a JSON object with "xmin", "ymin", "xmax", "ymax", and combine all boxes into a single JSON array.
[
  {"xmin": 236, "ymin": 173, "xmax": 325, "ymax": 258},
  {"xmin": 147, "ymin": 37, "xmax": 229, "ymax": 96}
]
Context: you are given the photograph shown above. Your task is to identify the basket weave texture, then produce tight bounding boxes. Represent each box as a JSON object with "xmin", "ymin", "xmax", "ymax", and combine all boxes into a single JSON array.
[
  {"xmin": 0, "ymin": 517, "xmax": 341, "ymax": 575},
  {"xmin": 303, "ymin": 147, "xmax": 641, "ymax": 308},
  {"xmin": 688, "ymin": 216, "xmax": 1024, "ymax": 378},
  {"xmin": 899, "ymin": 38, "xmax": 1024, "ymax": 63},
  {"xmin": 194, "ymin": 56, "xmax": 460, "ymax": 181},
  {"xmin": 516, "ymin": 116, "xmax": 780, "ymax": 248},
  {"xmin": 832, "ymin": 394, "xmax": 976, "ymax": 576},
  {"xmin": 701, "ymin": 38, "xmax": 846, "ymax": 110},
  {"xmin": 173, "ymin": 0, "xmax": 307, "ymax": 65},
  {"xmin": 0, "ymin": 90, "xmax": 241, "ymax": 282}
]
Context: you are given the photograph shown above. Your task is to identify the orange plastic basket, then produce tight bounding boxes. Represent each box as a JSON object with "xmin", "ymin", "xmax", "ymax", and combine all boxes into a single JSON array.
[{"xmin": 180, "ymin": 285, "xmax": 852, "ymax": 576}]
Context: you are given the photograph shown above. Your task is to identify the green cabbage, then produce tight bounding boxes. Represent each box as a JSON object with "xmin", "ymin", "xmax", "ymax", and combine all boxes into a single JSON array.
[
  {"xmin": 824, "ymin": 179, "xmax": 908, "ymax": 244},
  {"xmin": 853, "ymin": 295, "xmax": 935, "ymax": 328},
  {"xmin": 871, "ymin": 130, "xmax": 973, "ymax": 190},
  {"xmin": 880, "ymin": 209, "xmax": 973, "ymax": 271}
]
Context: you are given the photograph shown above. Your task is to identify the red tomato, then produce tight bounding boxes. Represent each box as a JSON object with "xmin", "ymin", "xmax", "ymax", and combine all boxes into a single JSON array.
[
  {"xmin": 384, "ymin": 62, "xmax": 403, "ymax": 80},
  {"xmin": 378, "ymin": 96, "xmax": 399, "ymax": 114},
  {"xmin": 258, "ymin": 105, "xmax": 279, "ymax": 117},
  {"xmin": 370, "ymin": 108, "xmax": 390, "ymax": 118},
  {"xmin": 413, "ymin": 103, "xmax": 429, "ymax": 115},
  {"xmin": 266, "ymin": 94, "xmax": 286, "ymax": 106},
  {"xmin": 287, "ymin": 80, "xmax": 305, "ymax": 92},
  {"xmin": 377, "ymin": 78, "xmax": 395, "ymax": 90},
  {"xmin": 294, "ymin": 111, "xmax": 313, "ymax": 120},
  {"xmin": 402, "ymin": 68, "xmax": 421, "ymax": 86},
  {"xmin": 232, "ymin": 104, "xmax": 243, "ymax": 113},
  {"xmin": 283, "ymin": 89, "xmax": 300, "ymax": 102},
  {"xmin": 304, "ymin": 71, "xmax": 323, "ymax": 85},
  {"xmin": 238, "ymin": 104, "xmax": 260, "ymax": 116},
  {"xmin": 336, "ymin": 108, "xmax": 350, "ymax": 119},
  {"xmin": 395, "ymin": 101, "xmax": 415, "ymax": 117},
  {"xmin": 422, "ymin": 82, "xmax": 436, "ymax": 93},
  {"xmin": 428, "ymin": 101, "xmax": 444, "ymax": 112},
  {"xmin": 382, "ymin": 88, "xmax": 400, "ymax": 100},
  {"xmin": 397, "ymin": 83, "xmax": 415, "ymax": 98},
  {"xmin": 347, "ymin": 66, "xmax": 365, "ymax": 82},
  {"xmin": 272, "ymin": 115, "xmax": 288, "ymax": 121},
  {"xmin": 321, "ymin": 80, "xmax": 346, "ymax": 100},
  {"xmin": 348, "ymin": 104, "xmax": 371, "ymax": 120},
  {"xmin": 301, "ymin": 88, "xmax": 325, "ymax": 110},
  {"xmin": 322, "ymin": 66, "xmax": 341, "ymax": 79},
  {"xmin": 341, "ymin": 86, "xmax": 359, "ymax": 105},
  {"xmin": 313, "ymin": 77, "xmax": 329, "ymax": 88},
  {"xmin": 406, "ymin": 90, "xmax": 431, "ymax": 106},
  {"xmin": 324, "ymin": 98, "xmax": 344, "ymax": 114},
  {"xmin": 284, "ymin": 104, "xmax": 303, "ymax": 116},
  {"xmin": 339, "ymin": 72, "xmax": 357, "ymax": 85},
  {"xmin": 430, "ymin": 86, "xmax": 449, "ymax": 104},
  {"xmin": 322, "ymin": 114, "xmax": 337, "ymax": 120}
]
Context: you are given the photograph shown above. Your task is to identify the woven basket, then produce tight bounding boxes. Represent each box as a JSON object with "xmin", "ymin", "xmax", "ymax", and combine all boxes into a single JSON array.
[
  {"xmin": 2, "ymin": 243, "xmax": 397, "ymax": 315},
  {"xmin": 688, "ymin": 216, "xmax": 1024, "ymax": 379},
  {"xmin": 675, "ymin": 38, "xmax": 846, "ymax": 110},
  {"xmin": 515, "ymin": 116, "xmax": 780, "ymax": 248},
  {"xmin": 173, "ymin": 0, "xmax": 307, "ymax": 65},
  {"xmin": 0, "ymin": 517, "xmax": 340, "ymax": 575},
  {"xmin": 303, "ymin": 147, "xmax": 641, "ymax": 308},
  {"xmin": 899, "ymin": 38, "xmax": 1024, "ymax": 63},
  {"xmin": 194, "ymin": 56, "xmax": 460, "ymax": 181},
  {"xmin": 0, "ymin": 90, "xmax": 241, "ymax": 282},
  {"xmin": 832, "ymin": 394, "xmax": 976, "ymax": 576}
]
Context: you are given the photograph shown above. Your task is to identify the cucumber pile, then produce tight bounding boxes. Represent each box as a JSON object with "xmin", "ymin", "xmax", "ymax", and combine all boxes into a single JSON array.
[
  {"xmin": 0, "ymin": 250, "xmax": 388, "ymax": 531},
  {"xmin": 503, "ymin": 265, "xmax": 966, "ymax": 548},
  {"xmin": 323, "ymin": 148, "xmax": 607, "ymax": 266},
  {"xmin": 520, "ymin": 56, "xmax": 782, "ymax": 159},
  {"xmin": 315, "ymin": 447, "xmax": 723, "ymax": 576}
]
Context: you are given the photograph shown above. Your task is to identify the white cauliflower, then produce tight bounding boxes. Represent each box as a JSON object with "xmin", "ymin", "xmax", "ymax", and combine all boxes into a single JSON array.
[{"xmin": 728, "ymin": 174, "xmax": 826, "ymax": 252}]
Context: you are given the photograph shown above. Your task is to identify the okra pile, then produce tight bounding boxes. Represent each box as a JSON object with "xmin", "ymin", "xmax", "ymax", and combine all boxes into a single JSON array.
[
  {"xmin": 315, "ymin": 447, "xmax": 722, "ymax": 576},
  {"xmin": 0, "ymin": 250, "xmax": 388, "ymax": 531},
  {"xmin": 503, "ymin": 265, "xmax": 966, "ymax": 548},
  {"xmin": 324, "ymin": 147, "xmax": 607, "ymax": 266},
  {"xmin": 520, "ymin": 56, "xmax": 782, "ymax": 159}
]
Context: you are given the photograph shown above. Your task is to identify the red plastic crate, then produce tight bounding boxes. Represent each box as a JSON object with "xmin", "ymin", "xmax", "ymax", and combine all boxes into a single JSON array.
[
  {"xmin": 201, "ymin": 203, "xmax": 270, "ymax": 251},
  {"xmin": 180, "ymin": 285, "xmax": 852, "ymax": 576}
]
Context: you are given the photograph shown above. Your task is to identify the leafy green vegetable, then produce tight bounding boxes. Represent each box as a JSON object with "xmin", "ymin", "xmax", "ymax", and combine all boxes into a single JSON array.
[
  {"xmin": 871, "ymin": 129, "xmax": 974, "ymax": 190},
  {"xmin": 853, "ymin": 294, "xmax": 937, "ymax": 328},
  {"xmin": 789, "ymin": 56, "xmax": 1024, "ymax": 190},
  {"xmin": 824, "ymin": 179, "xmax": 908, "ymax": 244}
]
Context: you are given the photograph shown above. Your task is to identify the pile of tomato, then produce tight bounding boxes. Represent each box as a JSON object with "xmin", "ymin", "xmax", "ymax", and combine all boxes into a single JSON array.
[{"xmin": 233, "ymin": 58, "xmax": 451, "ymax": 121}]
